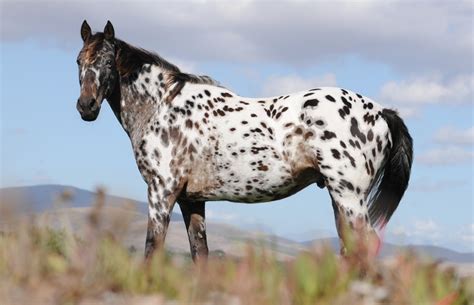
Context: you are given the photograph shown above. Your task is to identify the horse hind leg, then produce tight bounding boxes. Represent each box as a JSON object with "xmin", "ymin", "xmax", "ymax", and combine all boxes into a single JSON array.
[
  {"xmin": 328, "ymin": 185, "xmax": 380, "ymax": 260},
  {"xmin": 178, "ymin": 200, "xmax": 209, "ymax": 262}
]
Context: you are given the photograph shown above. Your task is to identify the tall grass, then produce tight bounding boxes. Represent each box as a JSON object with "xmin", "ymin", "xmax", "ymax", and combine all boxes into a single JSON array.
[{"xmin": 0, "ymin": 189, "xmax": 472, "ymax": 305}]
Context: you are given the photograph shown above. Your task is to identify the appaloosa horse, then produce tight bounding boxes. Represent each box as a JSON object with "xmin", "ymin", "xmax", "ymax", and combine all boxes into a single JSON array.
[{"xmin": 76, "ymin": 21, "xmax": 413, "ymax": 261}]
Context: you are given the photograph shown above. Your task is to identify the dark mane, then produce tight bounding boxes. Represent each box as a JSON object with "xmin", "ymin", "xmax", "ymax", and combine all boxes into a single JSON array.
[
  {"xmin": 114, "ymin": 38, "xmax": 181, "ymax": 77},
  {"xmin": 113, "ymin": 37, "xmax": 221, "ymax": 88}
]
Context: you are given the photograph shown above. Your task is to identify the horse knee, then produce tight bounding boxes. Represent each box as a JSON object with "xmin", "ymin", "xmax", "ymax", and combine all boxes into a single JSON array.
[{"xmin": 145, "ymin": 209, "xmax": 172, "ymax": 259}]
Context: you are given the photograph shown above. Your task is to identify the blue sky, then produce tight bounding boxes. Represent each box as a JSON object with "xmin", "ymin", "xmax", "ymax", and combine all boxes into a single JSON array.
[{"xmin": 1, "ymin": 1, "xmax": 473, "ymax": 251}]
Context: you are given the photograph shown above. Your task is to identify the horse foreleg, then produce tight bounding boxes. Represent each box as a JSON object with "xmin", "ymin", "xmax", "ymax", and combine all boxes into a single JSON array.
[
  {"xmin": 144, "ymin": 178, "xmax": 182, "ymax": 260},
  {"xmin": 178, "ymin": 200, "xmax": 209, "ymax": 263}
]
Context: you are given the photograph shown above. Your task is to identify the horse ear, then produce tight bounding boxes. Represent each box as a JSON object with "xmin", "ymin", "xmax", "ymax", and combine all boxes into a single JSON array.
[
  {"xmin": 81, "ymin": 20, "xmax": 91, "ymax": 42},
  {"xmin": 104, "ymin": 20, "xmax": 115, "ymax": 41}
]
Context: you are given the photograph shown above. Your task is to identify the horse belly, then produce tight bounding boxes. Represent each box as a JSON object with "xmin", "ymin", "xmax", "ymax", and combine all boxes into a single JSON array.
[{"xmin": 186, "ymin": 154, "xmax": 316, "ymax": 203}]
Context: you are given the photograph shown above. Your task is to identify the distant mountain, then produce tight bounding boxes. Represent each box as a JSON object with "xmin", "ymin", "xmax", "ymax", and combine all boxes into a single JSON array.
[
  {"xmin": 303, "ymin": 238, "xmax": 474, "ymax": 263},
  {"xmin": 0, "ymin": 184, "xmax": 181, "ymax": 221}
]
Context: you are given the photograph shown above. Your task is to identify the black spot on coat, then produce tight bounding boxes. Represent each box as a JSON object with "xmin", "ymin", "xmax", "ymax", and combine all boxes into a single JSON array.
[
  {"xmin": 321, "ymin": 130, "xmax": 337, "ymax": 140},
  {"xmin": 331, "ymin": 149, "xmax": 341, "ymax": 159},
  {"xmin": 350, "ymin": 117, "xmax": 367, "ymax": 144},
  {"xmin": 303, "ymin": 99, "xmax": 319, "ymax": 108},
  {"xmin": 325, "ymin": 95, "xmax": 336, "ymax": 102}
]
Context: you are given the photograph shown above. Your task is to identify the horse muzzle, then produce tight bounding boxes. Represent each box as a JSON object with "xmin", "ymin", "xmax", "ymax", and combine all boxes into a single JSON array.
[{"xmin": 77, "ymin": 96, "xmax": 101, "ymax": 121}]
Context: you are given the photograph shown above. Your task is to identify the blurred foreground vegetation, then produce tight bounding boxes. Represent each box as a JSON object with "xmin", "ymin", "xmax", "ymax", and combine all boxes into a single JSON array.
[{"xmin": 0, "ymin": 190, "xmax": 472, "ymax": 305}]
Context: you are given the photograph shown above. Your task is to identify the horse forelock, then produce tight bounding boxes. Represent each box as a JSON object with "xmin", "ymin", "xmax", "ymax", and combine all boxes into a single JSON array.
[{"xmin": 81, "ymin": 33, "xmax": 107, "ymax": 65}]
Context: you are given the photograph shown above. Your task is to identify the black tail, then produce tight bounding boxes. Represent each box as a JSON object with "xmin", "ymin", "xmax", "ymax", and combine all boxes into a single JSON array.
[{"xmin": 368, "ymin": 109, "xmax": 413, "ymax": 228}]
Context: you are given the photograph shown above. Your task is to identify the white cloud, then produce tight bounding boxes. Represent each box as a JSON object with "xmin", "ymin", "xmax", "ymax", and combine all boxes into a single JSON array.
[
  {"xmin": 260, "ymin": 73, "xmax": 337, "ymax": 96},
  {"xmin": 416, "ymin": 146, "xmax": 474, "ymax": 165},
  {"xmin": 167, "ymin": 57, "xmax": 198, "ymax": 74},
  {"xmin": 414, "ymin": 126, "xmax": 474, "ymax": 168},
  {"xmin": 379, "ymin": 74, "xmax": 474, "ymax": 105},
  {"xmin": 434, "ymin": 126, "xmax": 474, "ymax": 145},
  {"xmin": 390, "ymin": 225, "xmax": 410, "ymax": 237},
  {"xmin": 390, "ymin": 219, "xmax": 440, "ymax": 238},
  {"xmin": 414, "ymin": 219, "xmax": 439, "ymax": 235},
  {"xmin": 387, "ymin": 219, "xmax": 442, "ymax": 245},
  {"xmin": 1, "ymin": 1, "xmax": 471, "ymax": 74},
  {"xmin": 388, "ymin": 221, "xmax": 474, "ymax": 251},
  {"xmin": 394, "ymin": 106, "xmax": 420, "ymax": 119}
]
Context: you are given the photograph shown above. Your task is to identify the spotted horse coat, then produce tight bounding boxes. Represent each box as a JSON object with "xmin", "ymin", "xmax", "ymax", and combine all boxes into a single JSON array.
[{"xmin": 76, "ymin": 21, "xmax": 413, "ymax": 261}]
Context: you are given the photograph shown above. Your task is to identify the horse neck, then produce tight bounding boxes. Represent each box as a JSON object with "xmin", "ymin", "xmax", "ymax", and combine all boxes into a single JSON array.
[{"xmin": 113, "ymin": 64, "xmax": 171, "ymax": 147}]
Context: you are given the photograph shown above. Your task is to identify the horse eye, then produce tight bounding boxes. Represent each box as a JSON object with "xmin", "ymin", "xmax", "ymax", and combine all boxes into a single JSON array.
[{"xmin": 106, "ymin": 59, "xmax": 113, "ymax": 66}]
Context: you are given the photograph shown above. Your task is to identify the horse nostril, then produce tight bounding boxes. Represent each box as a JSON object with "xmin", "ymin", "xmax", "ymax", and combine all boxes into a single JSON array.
[
  {"xmin": 88, "ymin": 98, "xmax": 96, "ymax": 109},
  {"xmin": 76, "ymin": 101, "xmax": 83, "ymax": 113}
]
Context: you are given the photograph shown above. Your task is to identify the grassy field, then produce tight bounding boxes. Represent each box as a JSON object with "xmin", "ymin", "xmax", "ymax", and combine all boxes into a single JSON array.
[{"xmin": 0, "ymin": 190, "xmax": 472, "ymax": 305}]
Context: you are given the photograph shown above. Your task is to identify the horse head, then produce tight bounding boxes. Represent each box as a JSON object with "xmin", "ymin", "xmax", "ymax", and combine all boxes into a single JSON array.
[{"xmin": 76, "ymin": 20, "xmax": 118, "ymax": 121}]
